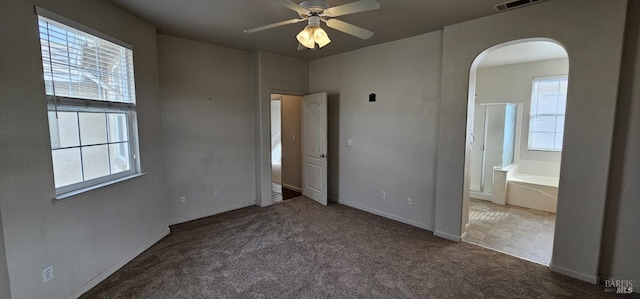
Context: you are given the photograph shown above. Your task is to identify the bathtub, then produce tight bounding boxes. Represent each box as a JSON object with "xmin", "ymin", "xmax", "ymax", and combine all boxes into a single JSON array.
[{"xmin": 506, "ymin": 173, "xmax": 558, "ymax": 213}]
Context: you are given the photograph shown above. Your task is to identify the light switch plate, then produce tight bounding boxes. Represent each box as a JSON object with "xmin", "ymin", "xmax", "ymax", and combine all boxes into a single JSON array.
[{"xmin": 347, "ymin": 138, "xmax": 354, "ymax": 147}]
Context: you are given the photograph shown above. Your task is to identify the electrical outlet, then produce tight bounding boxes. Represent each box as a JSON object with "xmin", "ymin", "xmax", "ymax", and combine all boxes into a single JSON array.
[
  {"xmin": 408, "ymin": 198, "xmax": 413, "ymax": 205},
  {"xmin": 381, "ymin": 191, "xmax": 386, "ymax": 199},
  {"xmin": 213, "ymin": 189, "xmax": 220, "ymax": 197},
  {"xmin": 42, "ymin": 264, "xmax": 54, "ymax": 283},
  {"xmin": 179, "ymin": 195, "xmax": 186, "ymax": 203}
]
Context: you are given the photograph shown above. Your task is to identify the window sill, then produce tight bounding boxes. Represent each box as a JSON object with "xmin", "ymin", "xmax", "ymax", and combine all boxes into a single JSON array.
[
  {"xmin": 52, "ymin": 173, "xmax": 146, "ymax": 202},
  {"xmin": 527, "ymin": 148, "xmax": 563, "ymax": 152}
]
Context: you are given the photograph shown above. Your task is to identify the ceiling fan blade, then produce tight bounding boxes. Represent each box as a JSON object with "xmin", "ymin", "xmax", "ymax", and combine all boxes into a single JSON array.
[
  {"xmin": 244, "ymin": 18, "xmax": 306, "ymax": 34},
  {"xmin": 323, "ymin": 0, "xmax": 380, "ymax": 17},
  {"xmin": 268, "ymin": 0, "xmax": 310, "ymax": 15},
  {"xmin": 325, "ymin": 19, "xmax": 374, "ymax": 40}
]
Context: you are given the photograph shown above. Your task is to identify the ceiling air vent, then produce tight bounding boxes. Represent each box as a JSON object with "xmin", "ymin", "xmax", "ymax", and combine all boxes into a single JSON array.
[{"xmin": 495, "ymin": 0, "xmax": 547, "ymax": 12}]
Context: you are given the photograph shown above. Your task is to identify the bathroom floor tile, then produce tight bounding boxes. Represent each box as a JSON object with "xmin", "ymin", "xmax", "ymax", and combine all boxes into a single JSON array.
[{"xmin": 463, "ymin": 198, "xmax": 556, "ymax": 266}]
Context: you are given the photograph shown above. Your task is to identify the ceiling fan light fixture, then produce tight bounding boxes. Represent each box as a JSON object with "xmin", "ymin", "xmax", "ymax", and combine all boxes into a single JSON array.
[
  {"xmin": 314, "ymin": 27, "xmax": 331, "ymax": 48},
  {"xmin": 296, "ymin": 26, "xmax": 316, "ymax": 48},
  {"xmin": 245, "ymin": 0, "xmax": 379, "ymax": 50},
  {"xmin": 297, "ymin": 15, "xmax": 331, "ymax": 49}
]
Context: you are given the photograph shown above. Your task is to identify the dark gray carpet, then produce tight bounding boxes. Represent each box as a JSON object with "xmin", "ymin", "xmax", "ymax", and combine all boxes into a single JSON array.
[{"xmin": 81, "ymin": 197, "xmax": 629, "ymax": 298}]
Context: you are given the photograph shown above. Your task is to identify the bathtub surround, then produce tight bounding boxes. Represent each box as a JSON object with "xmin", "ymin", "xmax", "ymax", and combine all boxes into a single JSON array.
[
  {"xmin": 81, "ymin": 197, "xmax": 605, "ymax": 298},
  {"xmin": 491, "ymin": 164, "xmax": 559, "ymax": 213}
]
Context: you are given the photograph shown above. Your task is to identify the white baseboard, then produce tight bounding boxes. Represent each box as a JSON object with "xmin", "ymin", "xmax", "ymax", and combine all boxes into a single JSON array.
[
  {"xmin": 549, "ymin": 262, "xmax": 598, "ymax": 284},
  {"xmin": 168, "ymin": 201, "xmax": 255, "ymax": 225},
  {"xmin": 337, "ymin": 200, "xmax": 433, "ymax": 231},
  {"xmin": 434, "ymin": 230, "xmax": 462, "ymax": 242},
  {"xmin": 281, "ymin": 184, "xmax": 302, "ymax": 192},
  {"xmin": 66, "ymin": 227, "xmax": 170, "ymax": 299}
]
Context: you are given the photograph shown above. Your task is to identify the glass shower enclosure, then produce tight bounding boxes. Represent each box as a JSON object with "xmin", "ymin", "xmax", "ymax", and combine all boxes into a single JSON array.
[{"xmin": 470, "ymin": 103, "xmax": 517, "ymax": 198}]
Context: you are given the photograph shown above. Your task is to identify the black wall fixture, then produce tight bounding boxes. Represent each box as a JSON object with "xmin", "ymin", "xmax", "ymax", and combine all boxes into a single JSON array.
[{"xmin": 369, "ymin": 93, "xmax": 376, "ymax": 102}]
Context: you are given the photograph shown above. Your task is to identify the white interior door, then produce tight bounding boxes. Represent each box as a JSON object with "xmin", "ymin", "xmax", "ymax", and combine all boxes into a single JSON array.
[{"xmin": 302, "ymin": 92, "xmax": 328, "ymax": 205}]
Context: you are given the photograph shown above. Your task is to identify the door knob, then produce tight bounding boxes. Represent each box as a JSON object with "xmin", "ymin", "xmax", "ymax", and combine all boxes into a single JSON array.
[{"xmin": 320, "ymin": 154, "xmax": 326, "ymax": 158}]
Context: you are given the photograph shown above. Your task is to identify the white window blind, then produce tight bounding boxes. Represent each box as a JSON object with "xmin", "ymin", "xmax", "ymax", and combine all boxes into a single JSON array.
[
  {"xmin": 37, "ymin": 10, "xmax": 140, "ymax": 197},
  {"xmin": 38, "ymin": 15, "xmax": 136, "ymax": 104},
  {"xmin": 528, "ymin": 76, "xmax": 568, "ymax": 151}
]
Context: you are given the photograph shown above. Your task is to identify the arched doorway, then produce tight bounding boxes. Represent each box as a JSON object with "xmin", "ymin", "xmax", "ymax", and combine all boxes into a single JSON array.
[{"xmin": 462, "ymin": 39, "xmax": 569, "ymax": 266}]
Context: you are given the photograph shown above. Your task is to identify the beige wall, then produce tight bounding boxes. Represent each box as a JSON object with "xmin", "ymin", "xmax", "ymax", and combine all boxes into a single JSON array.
[
  {"xmin": 435, "ymin": 0, "xmax": 627, "ymax": 283},
  {"xmin": 0, "ymin": 1, "xmax": 168, "ymax": 298},
  {"xmin": 310, "ymin": 31, "xmax": 443, "ymax": 229},
  {"xmin": 254, "ymin": 52, "xmax": 309, "ymax": 206},
  {"xmin": 600, "ymin": 0, "xmax": 640, "ymax": 285},
  {"xmin": 157, "ymin": 34, "xmax": 256, "ymax": 225},
  {"xmin": 280, "ymin": 95, "xmax": 302, "ymax": 190}
]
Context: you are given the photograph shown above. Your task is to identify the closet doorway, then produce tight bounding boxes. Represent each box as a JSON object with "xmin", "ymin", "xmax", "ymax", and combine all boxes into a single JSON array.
[{"xmin": 270, "ymin": 94, "xmax": 303, "ymax": 202}]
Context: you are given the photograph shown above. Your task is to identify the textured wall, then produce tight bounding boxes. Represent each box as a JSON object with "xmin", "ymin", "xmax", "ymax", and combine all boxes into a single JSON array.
[
  {"xmin": 0, "ymin": 0, "xmax": 168, "ymax": 298},
  {"xmin": 310, "ymin": 31, "xmax": 443, "ymax": 229},
  {"xmin": 157, "ymin": 34, "xmax": 256, "ymax": 225},
  {"xmin": 254, "ymin": 52, "xmax": 309, "ymax": 206},
  {"xmin": 436, "ymin": 0, "xmax": 627, "ymax": 283},
  {"xmin": 600, "ymin": 0, "xmax": 640, "ymax": 287}
]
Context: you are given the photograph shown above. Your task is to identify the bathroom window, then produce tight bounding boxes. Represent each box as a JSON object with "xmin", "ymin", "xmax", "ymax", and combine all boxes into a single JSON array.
[
  {"xmin": 528, "ymin": 76, "xmax": 567, "ymax": 151},
  {"xmin": 37, "ymin": 8, "xmax": 140, "ymax": 197}
]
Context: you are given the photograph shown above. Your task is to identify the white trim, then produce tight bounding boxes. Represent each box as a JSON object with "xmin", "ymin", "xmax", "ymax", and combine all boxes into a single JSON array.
[
  {"xmin": 281, "ymin": 183, "xmax": 302, "ymax": 192},
  {"xmin": 470, "ymin": 191, "xmax": 492, "ymax": 201},
  {"xmin": 53, "ymin": 173, "xmax": 146, "ymax": 201},
  {"xmin": 549, "ymin": 262, "xmax": 598, "ymax": 284},
  {"xmin": 337, "ymin": 200, "xmax": 433, "ymax": 231},
  {"xmin": 461, "ymin": 222, "xmax": 471, "ymax": 240},
  {"xmin": 168, "ymin": 201, "xmax": 255, "ymax": 225},
  {"xmin": 434, "ymin": 230, "xmax": 462, "ymax": 242},
  {"xmin": 65, "ymin": 228, "xmax": 169, "ymax": 299}
]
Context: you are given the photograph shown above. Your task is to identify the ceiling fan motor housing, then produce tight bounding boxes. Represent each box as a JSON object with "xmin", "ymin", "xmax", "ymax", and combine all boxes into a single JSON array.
[
  {"xmin": 308, "ymin": 16, "xmax": 321, "ymax": 26},
  {"xmin": 299, "ymin": 0, "xmax": 330, "ymax": 14}
]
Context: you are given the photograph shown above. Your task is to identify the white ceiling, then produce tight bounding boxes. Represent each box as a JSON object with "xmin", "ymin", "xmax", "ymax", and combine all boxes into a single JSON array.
[
  {"xmin": 107, "ymin": 0, "xmax": 518, "ymax": 60},
  {"xmin": 477, "ymin": 41, "xmax": 568, "ymax": 68}
]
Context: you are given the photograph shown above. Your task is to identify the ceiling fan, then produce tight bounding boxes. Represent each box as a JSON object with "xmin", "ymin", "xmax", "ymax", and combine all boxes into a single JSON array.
[{"xmin": 244, "ymin": 0, "xmax": 380, "ymax": 50}]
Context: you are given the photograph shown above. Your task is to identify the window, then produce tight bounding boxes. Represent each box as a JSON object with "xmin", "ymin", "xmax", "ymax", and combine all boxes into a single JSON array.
[
  {"xmin": 37, "ymin": 9, "xmax": 140, "ymax": 195},
  {"xmin": 528, "ymin": 76, "xmax": 568, "ymax": 151}
]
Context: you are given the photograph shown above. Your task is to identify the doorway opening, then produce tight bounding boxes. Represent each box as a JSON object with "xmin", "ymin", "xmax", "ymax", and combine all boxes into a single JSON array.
[
  {"xmin": 270, "ymin": 94, "xmax": 303, "ymax": 203},
  {"xmin": 463, "ymin": 39, "xmax": 569, "ymax": 266}
]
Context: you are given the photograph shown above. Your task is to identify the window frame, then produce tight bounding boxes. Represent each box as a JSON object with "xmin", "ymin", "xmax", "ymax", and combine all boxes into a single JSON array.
[
  {"xmin": 36, "ymin": 7, "xmax": 142, "ymax": 197},
  {"xmin": 527, "ymin": 75, "xmax": 568, "ymax": 152}
]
